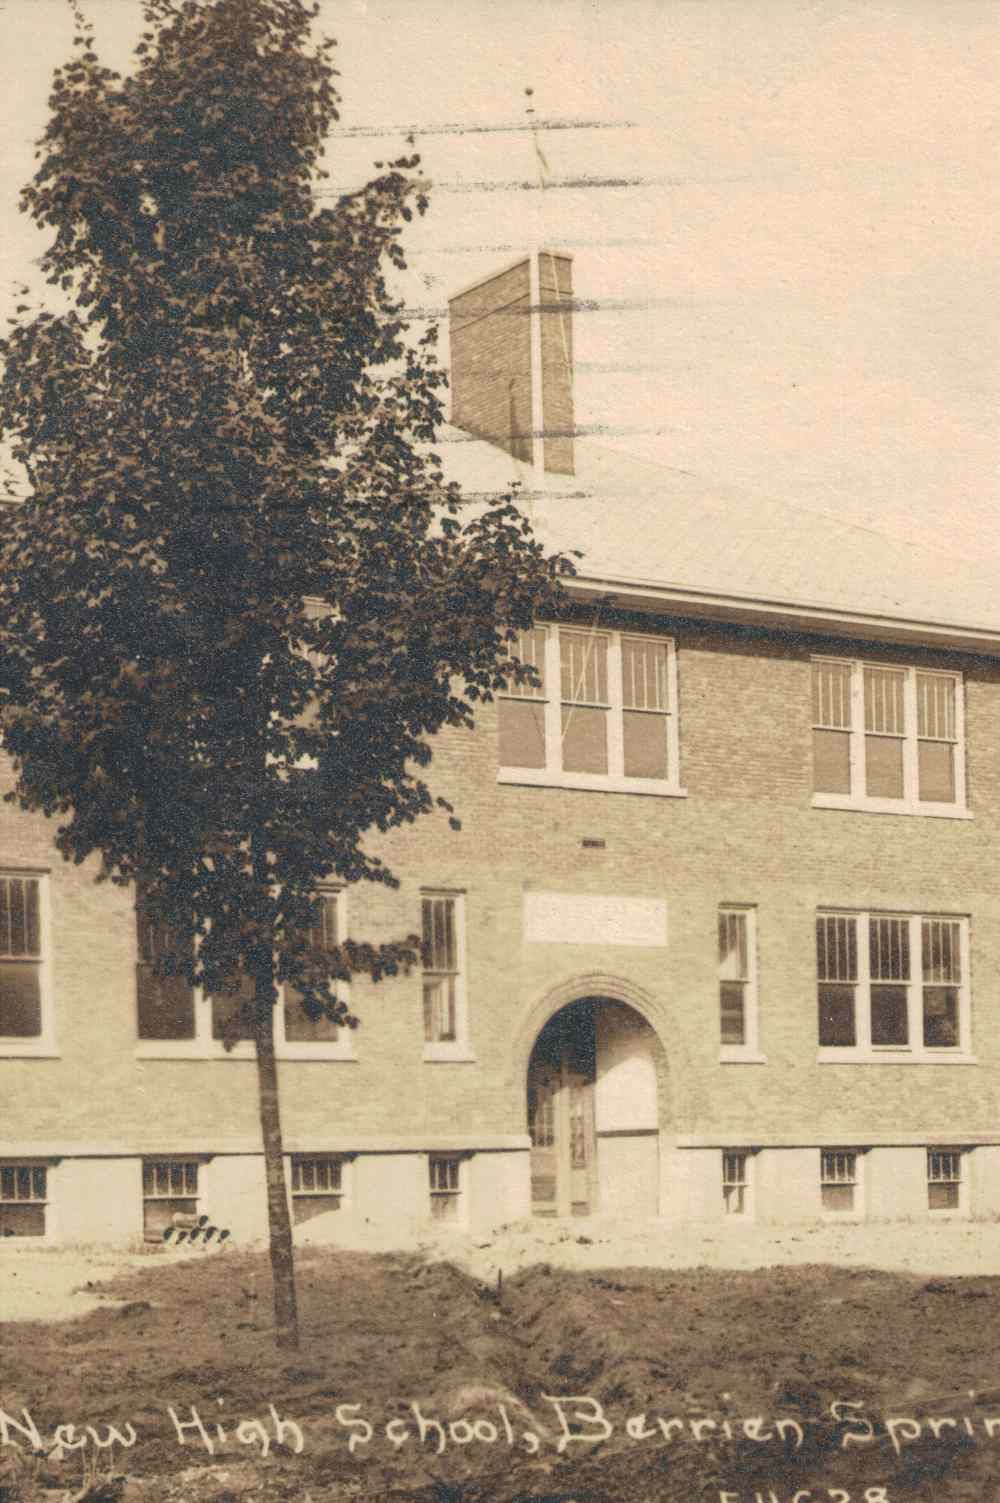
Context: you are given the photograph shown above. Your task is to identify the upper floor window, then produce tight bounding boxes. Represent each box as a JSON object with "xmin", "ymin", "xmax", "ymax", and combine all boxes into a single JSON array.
[
  {"xmin": 0, "ymin": 873, "xmax": 55, "ymax": 1057},
  {"xmin": 812, "ymin": 658, "xmax": 966, "ymax": 817},
  {"xmin": 421, "ymin": 891, "xmax": 471, "ymax": 1060},
  {"xmin": 816, "ymin": 909, "xmax": 971, "ymax": 1061},
  {"xmin": 135, "ymin": 887, "xmax": 351, "ymax": 1060},
  {"xmin": 498, "ymin": 625, "xmax": 683, "ymax": 797}
]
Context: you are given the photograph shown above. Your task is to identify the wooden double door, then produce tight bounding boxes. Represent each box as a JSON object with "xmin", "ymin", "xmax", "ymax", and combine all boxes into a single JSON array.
[{"xmin": 527, "ymin": 1000, "xmax": 597, "ymax": 1217}]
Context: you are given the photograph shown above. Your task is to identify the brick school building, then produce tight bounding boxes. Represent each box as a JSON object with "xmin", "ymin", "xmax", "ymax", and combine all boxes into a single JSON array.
[{"xmin": 4, "ymin": 253, "xmax": 1000, "ymax": 1245}]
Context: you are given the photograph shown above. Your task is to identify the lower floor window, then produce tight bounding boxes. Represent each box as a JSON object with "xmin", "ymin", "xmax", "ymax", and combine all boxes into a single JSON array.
[
  {"xmin": 290, "ymin": 1156, "xmax": 344, "ymax": 1224},
  {"xmin": 0, "ymin": 1164, "xmax": 46, "ymax": 1237},
  {"xmin": 722, "ymin": 1150, "xmax": 749, "ymax": 1215},
  {"xmin": 927, "ymin": 1147, "xmax": 962, "ymax": 1211},
  {"xmin": 429, "ymin": 1155, "xmax": 462, "ymax": 1221},
  {"xmin": 821, "ymin": 1149, "xmax": 858, "ymax": 1212},
  {"xmin": 143, "ymin": 1159, "xmax": 199, "ymax": 1238}
]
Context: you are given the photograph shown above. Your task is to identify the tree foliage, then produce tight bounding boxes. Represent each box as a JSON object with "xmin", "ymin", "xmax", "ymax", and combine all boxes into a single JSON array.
[
  {"xmin": 0, "ymin": 0, "xmax": 570, "ymax": 1344},
  {"xmin": 0, "ymin": 0, "xmax": 568, "ymax": 1013}
]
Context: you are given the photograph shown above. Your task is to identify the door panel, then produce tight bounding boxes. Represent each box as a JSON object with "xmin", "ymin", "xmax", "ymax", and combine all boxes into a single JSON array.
[{"xmin": 528, "ymin": 1025, "xmax": 597, "ymax": 1217}]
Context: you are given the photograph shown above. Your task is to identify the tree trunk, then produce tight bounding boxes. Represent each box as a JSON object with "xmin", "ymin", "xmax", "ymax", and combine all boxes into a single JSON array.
[{"xmin": 254, "ymin": 973, "xmax": 300, "ymax": 1350}]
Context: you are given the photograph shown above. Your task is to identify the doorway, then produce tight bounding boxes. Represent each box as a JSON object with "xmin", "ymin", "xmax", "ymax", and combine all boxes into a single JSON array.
[{"xmin": 527, "ymin": 999, "xmax": 597, "ymax": 1217}]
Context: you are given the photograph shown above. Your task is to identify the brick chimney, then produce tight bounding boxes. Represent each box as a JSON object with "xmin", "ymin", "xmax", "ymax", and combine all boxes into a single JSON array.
[{"xmin": 448, "ymin": 252, "xmax": 574, "ymax": 476}]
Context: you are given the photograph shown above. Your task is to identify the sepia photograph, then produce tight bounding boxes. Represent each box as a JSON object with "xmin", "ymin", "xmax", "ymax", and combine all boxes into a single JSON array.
[{"xmin": 0, "ymin": 1, "xmax": 999, "ymax": 1499}]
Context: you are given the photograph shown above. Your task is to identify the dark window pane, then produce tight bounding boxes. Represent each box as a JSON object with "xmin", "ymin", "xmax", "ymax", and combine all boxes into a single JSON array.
[
  {"xmin": 865, "ymin": 735, "xmax": 904, "ymax": 799},
  {"xmin": 292, "ymin": 1195, "xmax": 341, "ymax": 1225},
  {"xmin": 499, "ymin": 699, "xmax": 546, "ymax": 769},
  {"xmin": 0, "ymin": 1203, "xmax": 45, "ymax": 1236},
  {"xmin": 211, "ymin": 972, "xmax": 255, "ymax": 1041},
  {"xmin": 720, "ymin": 981, "xmax": 746, "ymax": 1045},
  {"xmin": 928, "ymin": 1182, "xmax": 959, "ymax": 1211},
  {"xmin": 137, "ymin": 967, "xmax": 196, "ymax": 1041},
  {"xmin": 918, "ymin": 740, "xmax": 955, "ymax": 803},
  {"xmin": 561, "ymin": 706, "xmax": 608, "ymax": 774},
  {"xmin": 819, "ymin": 983, "xmax": 856, "ymax": 1046},
  {"xmin": 821, "ymin": 1183, "xmax": 854, "ymax": 1212},
  {"xmin": 143, "ymin": 1197, "xmax": 197, "ymax": 1238},
  {"xmin": 623, "ymin": 711, "xmax": 667, "ymax": 779},
  {"xmin": 0, "ymin": 964, "xmax": 41, "ymax": 1037},
  {"xmin": 923, "ymin": 986, "xmax": 959, "ymax": 1047},
  {"xmin": 813, "ymin": 728, "xmax": 851, "ymax": 794},
  {"xmin": 283, "ymin": 991, "xmax": 339, "ymax": 1042},
  {"xmin": 870, "ymin": 984, "xmax": 909, "ymax": 1045}
]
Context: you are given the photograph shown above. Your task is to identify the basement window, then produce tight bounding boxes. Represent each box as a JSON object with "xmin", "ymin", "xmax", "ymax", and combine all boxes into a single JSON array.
[
  {"xmin": 142, "ymin": 1159, "xmax": 199, "ymax": 1239},
  {"xmin": 927, "ymin": 1147, "xmax": 964, "ymax": 1212},
  {"xmin": 820, "ymin": 1150, "xmax": 859, "ymax": 1214},
  {"xmin": 429, "ymin": 1155, "xmax": 463, "ymax": 1222},
  {"xmin": 290, "ymin": 1156, "xmax": 344, "ymax": 1224},
  {"xmin": 722, "ymin": 1150, "xmax": 750, "ymax": 1216},
  {"xmin": 0, "ymin": 1164, "xmax": 47, "ymax": 1238}
]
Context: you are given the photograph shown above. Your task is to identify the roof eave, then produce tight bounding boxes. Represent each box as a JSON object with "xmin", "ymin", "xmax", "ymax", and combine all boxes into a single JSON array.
[{"xmin": 566, "ymin": 572, "xmax": 1000, "ymax": 657}]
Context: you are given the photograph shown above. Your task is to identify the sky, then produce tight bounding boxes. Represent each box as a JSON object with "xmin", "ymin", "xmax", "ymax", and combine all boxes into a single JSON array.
[{"xmin": 0, "ymin": 0, "xmax": 997, "ymax": 564}]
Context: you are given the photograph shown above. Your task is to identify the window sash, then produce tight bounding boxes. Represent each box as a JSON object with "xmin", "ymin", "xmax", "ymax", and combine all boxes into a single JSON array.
[
  {"xmin": 811, "ymin": 658, "xmax": 963, "ymax": 809},
  {"xmin": 135, "ymin": 889, "xmax": 348, "ymax": 1053},
  {"xmin": 821, "ymin": 1151, "xmax": 856, "ymax": 1186},
  {"xmin": 143, "ymin": 1161, "xmax": 199, "ymax": 1199},
  {"xmin": 0, "ymin": 876, "xmax": 47, "ymax": 1046},
  {"xmin": 499, "ymin": 625, "xmax": 678, "ymax": 787},
  {"xmin": 817, "ymin": 911, "xmax": 969, "ymax": 1054},
  {"xmin": 0, "ymin": 1165, "xmax": 46, "ymax": 1203},
  {"xmin": 429, "ymin": 1156, "xmax": 461, "ymax": 1193},
  {"xmin": 718, "ymin": 907, "xmax": 757, "ymax": 1053},
  {"xmin": 421, "ymin": 893, "xmax": 465, "ymax": 1048},
  {"xmin": 291, "ymin": 1157, "xmax": 343, "ymax": 1196}
]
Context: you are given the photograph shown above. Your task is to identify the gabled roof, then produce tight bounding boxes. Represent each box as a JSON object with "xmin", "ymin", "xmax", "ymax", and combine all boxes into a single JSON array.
[{"xmin": 438, "ymin": 426, "xmax": 1000, "ymax": 653}]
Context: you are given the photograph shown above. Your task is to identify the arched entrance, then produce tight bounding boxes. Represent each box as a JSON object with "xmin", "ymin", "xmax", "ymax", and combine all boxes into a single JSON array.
[{"xmin": 526, "ymin": 996, "xmax": 661, "ymax": 1218}]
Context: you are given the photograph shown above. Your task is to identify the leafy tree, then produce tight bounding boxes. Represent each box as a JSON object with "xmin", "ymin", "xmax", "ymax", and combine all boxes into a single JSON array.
[{"xmin": 0, "ymin": 0, "xmax": 568, "ymax": 1348}]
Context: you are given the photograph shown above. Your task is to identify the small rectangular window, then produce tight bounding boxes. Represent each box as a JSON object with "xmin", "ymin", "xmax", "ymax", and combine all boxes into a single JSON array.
[
  {"xmin": 0, "ymin": 1164, "xmax": 47, "ymax": 1237},
  {"xmin": 821, "ymin": 1150, "xmax": 858, "ymax": 1213},
  {"xmin": 0, "ymin": 875, "xmax": 44, "ymax": 1041},
  {"xmin": 927, "ymin": 1147, "xmax": 962, "ymax": 1211},
  {"xmin": 142, "ymin": 1159, "xmax": 199, "ymax": 1238},
  {"xmin": 290, "ymin": 1155, "xmax": 344, "ymax": 1224},
  {"xmin": 722, "ymin": 1151, "xmax": 749, "ymax": 1215},
  {"xmin": 429, "ymin": 1155, "xmax": 462, "ymax": 1221},
  {"xmin": 422, "ymin": 893, "xmax": 465, "ymax": 1047},
  {"xmin": 718, "ymin": 906, "xmax": 758, "ymax": 1052}
]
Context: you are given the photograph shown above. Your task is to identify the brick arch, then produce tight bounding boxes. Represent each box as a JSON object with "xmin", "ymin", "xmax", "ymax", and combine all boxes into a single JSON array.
[{"xmin": 509, "ymin": 972, "xmax": 668, "ymax": 1086}]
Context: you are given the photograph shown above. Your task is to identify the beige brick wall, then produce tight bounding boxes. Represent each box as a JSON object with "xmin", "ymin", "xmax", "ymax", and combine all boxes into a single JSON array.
[{"xmin": 4, "ymin": 610, "xmax": 1000, "ymax": 1231}]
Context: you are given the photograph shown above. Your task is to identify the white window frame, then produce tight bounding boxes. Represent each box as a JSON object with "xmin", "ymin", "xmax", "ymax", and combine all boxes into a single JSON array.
[
  {"xmin": 0, "ymin": 871, "xmax": 56, "ymax": 1059},
  {"xmin": 927, "ymin": 1146, "xmax": 968, "ymax": 1216},
  {"xmin": 421, "ymin": 890, "xmax": 472, "ymax": 1061},
  {"xmin": 722, "ymin": 1149, "xmax": 753, "ymax": 1218},
  {"xmin": 820, "ymin": 1148, "xmax": 866, "ymax": 1219},
  {"xmin": 428, "ymin": 1153, "xmax": 466, "ymax": 1223},
  {"xmin": 811, "ymin": 657, "xmax": 968, "ymax": 819},
  {"xmin": 816, "ymin": 909, "xmax": 973, "ymax": 1064},
  {"xmin": 0, "ymin": 1162, "xmax": 50, "ymax": 1239},
  {"xmin": 142, "ymin": 1157, "xmax": 203, "ymax": 1239},
  {"xmin": 134, "ymin": 887, "xmax": 353, "ymax": 1061},
  {"xmin": 718, "ymin": 905, "xmax": 765, "ymax": 1063},
  {"xmin": 497, "ymin": 623, "xmax": 685, "ymax": 797},
  {"xmin": 288, "ymin": 1154, "xmax": 350, "ymax": 1222}
]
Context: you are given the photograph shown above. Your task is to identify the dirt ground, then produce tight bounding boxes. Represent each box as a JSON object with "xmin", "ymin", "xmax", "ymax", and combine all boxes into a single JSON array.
[{"xmin": 3, "ymin": 1220, "xmax": 1000, "ymax": 1501}]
